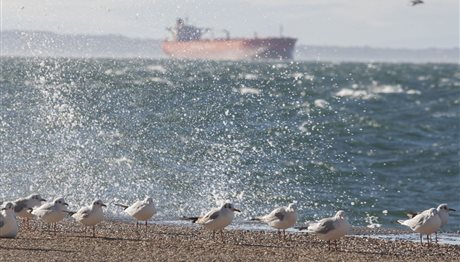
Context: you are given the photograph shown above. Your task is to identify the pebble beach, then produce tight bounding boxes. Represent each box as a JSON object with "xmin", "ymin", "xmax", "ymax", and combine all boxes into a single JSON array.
[{"xmin": 1, "ymin": 221, "xmax": 459, "ymax": 262}]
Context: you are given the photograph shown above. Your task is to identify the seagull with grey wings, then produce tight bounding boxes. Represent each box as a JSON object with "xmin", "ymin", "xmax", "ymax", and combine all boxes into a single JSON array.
[
  {"xmin": 251, "ymin": 203, "xmax": 297, "ymax": 239},
  {"xmin": 12, "ymin": 194, "xmax": 46, "ymax": 228},
  {"xmin": 70, "ymin": 199, "xmax": 107, "ymax": 237},
  {"xmin": 405, "ymin": 203, "xmax": 455, "ymax": 243},
  {"xmin": 298, "ymin": 210, "xmax": 351, "ymax": 250},
  {"xmin": 0, "ymin": 202, "xmax": 18, "ymax": 238},
  {"xmin": 31, "ymin": 197, "xmax": 69, "ymax": 233},
  {"xmin": 115, "ymin": 197, "xmax": 156, "ymax": 230},
  {"xmin": 184, "ymin": 203, "xmax": 241, "ymax": 242},
  {"xmin": 398, "ymin": 207, "xmax": 441, "ymax": 245}
]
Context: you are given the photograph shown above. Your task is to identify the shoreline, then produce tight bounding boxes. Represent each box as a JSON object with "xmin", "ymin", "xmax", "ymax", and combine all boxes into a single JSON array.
[{"xmin": 1, "ymin": 221, "xmax": 460, "ymax": 261}]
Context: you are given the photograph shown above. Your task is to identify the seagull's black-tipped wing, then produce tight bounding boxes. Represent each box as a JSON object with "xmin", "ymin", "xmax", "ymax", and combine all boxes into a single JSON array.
[
  {"xmin": 114, "ymin": 203, "xmax": 129, "ymax": 210},
  {"xmin": 13, "ymin": 199, "xmax": 28, "ymax": 213}
]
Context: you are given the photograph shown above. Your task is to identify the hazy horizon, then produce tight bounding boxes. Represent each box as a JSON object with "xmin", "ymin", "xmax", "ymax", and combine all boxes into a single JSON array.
[
  {"xmin": 3, "ymin": 29, "xmax": 459, "ymax": 51},
  {"xmin": 2, "ymin": 30, "xmax": 458, "ymax": 64},
  {"xmin": 2, "ymin": 0, "xmax": 459, "ymax": 49}
]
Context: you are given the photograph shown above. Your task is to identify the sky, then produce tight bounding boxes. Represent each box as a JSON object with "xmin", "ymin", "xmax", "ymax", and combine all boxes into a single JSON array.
[{"xmin": 1, "ymin": 0, "xmax": 459, "ymax": 49}]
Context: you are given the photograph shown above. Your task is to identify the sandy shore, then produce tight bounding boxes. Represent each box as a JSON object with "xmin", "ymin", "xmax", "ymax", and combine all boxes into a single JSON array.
[{"xmin": 1, "ymin": 220, "xmax": 459, "ymax": 261}]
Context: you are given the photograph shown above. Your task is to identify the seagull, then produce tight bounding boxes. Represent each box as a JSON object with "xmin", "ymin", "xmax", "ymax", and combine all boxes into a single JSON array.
[
  {"xmin": 115, "ymin": 197, "xmax": 156, "ymax": 230},
  {"xmin": 398, "ymin": 207, "xmax": 441, "ymax": 245},
  {"xmin": 31, "ymin": 197, "xmax": 69, "ymax": 233},
  {"xmin": 13, "ymin": 194, "xmax": 46, "ymax": 227},
  {"xmin": 407, "ymin": 203, "xmax": 455, "ymax": 243},
  {"xmin": 436, "ymin": 203, "xmax": 456, "ymax": 228},
  {"xmin": 184, "ymin": 203, "xmax": 241, "ymax": 241},
  {"xmin": 299, "ymin": 210, "xmax": 351, "ymax": 250},
  {"xmin": 71, "ymin": 199, "xmax": 107, "ymax": 237},
  {"xmin": 251, "ymin": 203, "xmax": 297, "ymax": 239},
  {"xmin": 0, "ymin": 202, "xmax": 18, "ymax": 238},
  {"xmin": 411, "ymin": 0, "xmax": 424, "ymax": 6}
]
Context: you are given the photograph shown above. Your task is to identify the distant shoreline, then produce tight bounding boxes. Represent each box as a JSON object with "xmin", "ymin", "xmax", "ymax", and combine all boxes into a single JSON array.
[{"xmin": 1, "ymin": 30, "xmax": 458, "ymax": 64}]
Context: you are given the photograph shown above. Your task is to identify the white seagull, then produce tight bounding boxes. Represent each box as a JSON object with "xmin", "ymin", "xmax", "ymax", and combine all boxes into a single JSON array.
[
  {"xmin": 398, "ymin": 207, "xmax": 441, "ymax": 245},
  {"xmin": 251, "ymin": 203, "xmax": 297, "ymax": 239},
  {"xmin": 13, "ymin": 194, "xmax": 46, "ymax": 227},
  {"xmin": 300, "ymin": 210, "xmax": 351, "ymax": 250},
  {"xmin": 407, "ymin": 203, "xmax": 455, "ymax": 243},
  {"xmin": 71, "ymin": 199, "xmax": 107, "ymax": 237},
  {"xmin": 31, "ymin": 197, "xmax": 69, "ymax": 233},
  {"xmin": 185, "ymin": 203, "xmax": 241, "ymax": 241},
  {"xmin": 115, "ymin": 197, "xmax": 156, "ymax": 230},
  {"xmin": 0, "ymin": 202, "xmax": 19, "ymax": 238}
]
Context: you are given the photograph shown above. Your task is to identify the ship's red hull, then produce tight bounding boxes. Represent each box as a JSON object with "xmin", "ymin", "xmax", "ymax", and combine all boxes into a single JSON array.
[{"xmin": 162, "ymin": 37, "xmax": 297, "ymax": 60}]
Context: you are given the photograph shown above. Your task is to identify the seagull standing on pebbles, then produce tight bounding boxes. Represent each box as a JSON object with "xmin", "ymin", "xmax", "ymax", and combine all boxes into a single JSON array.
[
  {"xmin": 300, "ymin": 210, "xmax": 351, "ymax": 250},
  {"xmin": 13, "ymin": 194, "xmax": 46, "ymax": 227},
  {"xmin": 185, "ymin": 203, "xmax": 241, "ymax": 241},
  {"xmin": 31, "ymin": 197, "xmax": 69, "ymax": 233},
  {"xmin": 252, "ymin": 203, "xmax": 297, "ymax": 239},
  {"xmin": 71, "ymin": 199, "xmax": 107, "ymax": 237},
  {"xmin": 406, "ymin": 204, "xmax": 455, "ymax": 243},
  {"xmin": 115, "ymin": 197, "xmax": 156, "ymax": 230},
  {"xmin": 398, "ymin": 207, "xmax": 441, "ymax": 245},
  {"xmin": 0, "ymin": 202, "xmax": 18, "ymax": 238}
]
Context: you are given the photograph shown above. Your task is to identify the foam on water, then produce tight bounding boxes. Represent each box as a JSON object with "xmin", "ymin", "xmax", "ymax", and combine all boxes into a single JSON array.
[
  {"xmin": 355, "ymin": 233, "xmax": 460, "ymax": 246},
  {"xmin": 237, "ymin": 87, "xmax": 262, "ymax": 96}
]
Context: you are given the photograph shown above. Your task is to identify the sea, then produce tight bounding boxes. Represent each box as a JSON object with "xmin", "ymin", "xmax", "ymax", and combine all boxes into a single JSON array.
[{"xmin": 1, "ymin": 57, "xmax": 459, "ymax": 233}]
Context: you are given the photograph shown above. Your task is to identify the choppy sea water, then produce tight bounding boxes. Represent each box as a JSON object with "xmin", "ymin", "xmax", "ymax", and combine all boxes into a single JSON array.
[{"xmin": 1, "ymin": 57, "xmax": 459, "ymax": 233}]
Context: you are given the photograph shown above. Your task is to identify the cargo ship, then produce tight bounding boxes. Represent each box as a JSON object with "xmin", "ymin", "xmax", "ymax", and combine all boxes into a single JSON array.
[{"xmin": 162, "ymin": 19, "xmax": 297, "ymax": 60}]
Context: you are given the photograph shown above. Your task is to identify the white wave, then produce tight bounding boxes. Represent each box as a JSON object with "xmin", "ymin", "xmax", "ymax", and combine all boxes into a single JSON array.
[
  {"xmin": 304, "ymin": 74, "xmax": 315, "ymax": 81},
  {"xmin": 365, "ymin": 214, "xmax": 382, "ymax": 228},
  {"xmin": 298, "ymin": 121, "xmax": 310, "ymax": 134},
  {"xmin": 241, "ymin": 73, "xmax": 258, "ymax": 80},
  {"xmin": 406, "ymin": 89, "xmax": 422, "ymax": 95},
  {"xmin": 335, "ymin": 88, "xmax": 373, "ymax": 99},
  {"xmin": 371, "ymin": 84, "xmax": 404, "ymax": 94},
  {"xmin": 238, "ymin": 87, "xmax": 262, "ymax": 95},
  {"xmin": 314, "ymin": 99, "xmax": 330, "ymax": 109},
  {"xmin": 289, "ymin": 72, "xmax": 303, "ymax": 80},
  {"xmin": 417, "ymin": 75, "xmax": 430, "ymax": 81},
  {"xmin": 148, "ymin": 77, "xmax": 173, "ymax": 86},
  {"xmin": 110, "ymin": 157, "xmax": 133, "ymax": 169},
  {"xmin": 146, "ymin": 65, "xmax": 166, "ymax": 74},
  {"xmin": 272, "ymin": 63, "xmax": 288, "ymax": 69},
  {"xmin": 371, "ymin": 84, "xmax": 422, "ymax": 96},
  {"xmin": 336, "ymin": 84, "xmax": 416, "ymax": 100},
  {"xmin": 104, "ymin": 68, "xmax": 127, "ymax": 76}
]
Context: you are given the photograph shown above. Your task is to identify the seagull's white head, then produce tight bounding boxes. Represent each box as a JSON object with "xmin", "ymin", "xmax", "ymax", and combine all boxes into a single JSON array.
[
  {"xmin": 144, "ymin": 197, "xmax": 154, "ymax": 204},
  {"xmin": 1, "ymin": 202, "xmax": 14, "ymax": 212},
  {"xmin": 335, "ymin": 210, "xmax": 347, "ymax": 220},
  {"xmin": 53, "ymin": 197, "xmax": 69, "ymax": 207},
  {"xmin": 287, "ymin": 203, "xmax": 297, "ymax": 211},
  {"xmin": 437, "ymin": 203, "xmax": 456, "ymax": 213}
]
